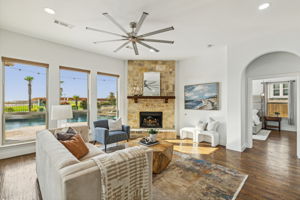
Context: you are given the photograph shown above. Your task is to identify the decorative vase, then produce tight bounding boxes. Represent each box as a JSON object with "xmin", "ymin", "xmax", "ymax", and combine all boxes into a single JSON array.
[{"xmin": 149, "ymin": 134, "xmax": 157, "ymax": 142}]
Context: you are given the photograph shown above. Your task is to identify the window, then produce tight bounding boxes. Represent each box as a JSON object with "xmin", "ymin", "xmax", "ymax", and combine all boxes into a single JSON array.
[
  {"xmin": 267, "ymin": 82, "xmax": 289, "ymax": 118},
  {"xmin": 2, "ymin": 57, "xmax": 48, "ymax": 144},
  {"xmin": 269, "ymin": 83, "xmax": 288, "ymax": 98},
  {"xmin": 60, "ymin": 67, "xmax": 89, "ymax": 125},
  {"xmin": 97, "ymin": 73, "xmax": 119, "ymax": 120}
]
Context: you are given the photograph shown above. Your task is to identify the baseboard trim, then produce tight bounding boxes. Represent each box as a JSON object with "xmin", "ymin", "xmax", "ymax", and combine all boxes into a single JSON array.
[{"xmin": 0, "ymin": 142, "xmax": 35, "ymax": 159}]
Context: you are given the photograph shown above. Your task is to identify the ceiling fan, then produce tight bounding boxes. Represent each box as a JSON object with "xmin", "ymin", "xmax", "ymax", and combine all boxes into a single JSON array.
[{"xmin": 86, "ymin": 12, "xmax": 175, "ymax": 55}]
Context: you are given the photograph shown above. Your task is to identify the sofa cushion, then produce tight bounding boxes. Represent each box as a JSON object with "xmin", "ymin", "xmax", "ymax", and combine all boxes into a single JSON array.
[
  {"xmin": 60, "ymin": 134, "xmax": 89, "ymax": 159},
  {"xmin": 80, "ymin": 143, "xmax": 105, "ymax": 161}
]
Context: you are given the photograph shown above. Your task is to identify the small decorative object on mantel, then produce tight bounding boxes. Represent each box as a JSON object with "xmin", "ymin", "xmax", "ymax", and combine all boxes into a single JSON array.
[
  {"xmin": 143, "ymin": 72, "xmax": 160, "ymax": 96},
  {"xmin": 275, "ymin": 112, "xmax": 280, "ymax": 117},
  {"xmin": 184, "ymin": 82, "xmax": 219, "ymax": 110}
]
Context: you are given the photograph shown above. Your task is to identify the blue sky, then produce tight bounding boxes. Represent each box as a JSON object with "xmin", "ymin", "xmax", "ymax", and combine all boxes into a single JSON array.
[{"xmin": 5, "ymin": 63, "xmax": 117, "ymax": 101}]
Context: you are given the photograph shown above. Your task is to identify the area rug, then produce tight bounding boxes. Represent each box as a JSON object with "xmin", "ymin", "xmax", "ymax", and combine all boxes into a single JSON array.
[
  {"xmin": 152, "ymin": 152, "xmax": 248, "ymax": 200},
  {"xmin": 253, "ymin": 129, "xmax": 271, "ymax": 141}
]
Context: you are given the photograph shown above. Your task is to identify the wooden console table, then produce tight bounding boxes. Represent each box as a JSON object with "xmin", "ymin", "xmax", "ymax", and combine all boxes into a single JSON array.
[{"xmin": 264, "ymin": 116, "xmax": 282, "ymax": 131}]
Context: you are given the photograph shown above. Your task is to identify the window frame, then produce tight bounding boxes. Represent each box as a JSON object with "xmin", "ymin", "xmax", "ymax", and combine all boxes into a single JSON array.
[
  {"xmin": 269, "ymin": 82, "xmax": 289, "ymax": 98},
  {"xmin": 59, "ymin": 66, "xmax": 90, "ymax": 127},
  {"xmin": 1, "ymin": 57, "xmax": 49, "ymax": 145}
]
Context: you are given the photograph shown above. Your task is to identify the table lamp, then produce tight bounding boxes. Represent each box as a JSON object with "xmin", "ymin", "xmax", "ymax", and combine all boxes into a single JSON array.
[{"xmin": 51, "ymin": 105, "xmax": 73, "ymax": 128}]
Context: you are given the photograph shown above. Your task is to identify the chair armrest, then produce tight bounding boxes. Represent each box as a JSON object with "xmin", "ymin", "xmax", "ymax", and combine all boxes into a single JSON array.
[
  {"xmin": 94, "ymin": 127, "xmax": 109, "ymax": 143},
  {"xmin": 122, "ymin": 125, "xmax": 130, "ymax": 138}
]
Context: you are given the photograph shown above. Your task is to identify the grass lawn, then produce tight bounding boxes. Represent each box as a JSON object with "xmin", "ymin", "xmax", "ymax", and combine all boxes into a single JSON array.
[{"xmin": 5, "ymin": 105, "xmax": 45, "ymax": 112}]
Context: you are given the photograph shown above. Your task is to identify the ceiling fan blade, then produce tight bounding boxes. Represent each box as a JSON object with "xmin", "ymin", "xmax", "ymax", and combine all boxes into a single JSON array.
[
  {"xmin": 93, "ymin": 39, "xmax": 128, "ymax": 44},
  {"xmin": 132, "ymin": 42, "xmax": 139, "ymax": 55},
  {"xmin": 134, "ymin": 12, "xmax": 149, "ymax": 35},
  {"xmin": 139, "ymin": 38, "xmax": 174, "ymax": 44},
  {"xmin": 86, "ymin": 26, "xmax": 127, "ymax": 38},
  {"xmin": 103, "ymin": 13, "xmax": 129, "ymax": 36},
  {"xmin": 113, "ymin": 41, "xmax": 131, "ymax": 52},
  {"xmin": 136, "ymin": 40, "xmax": 159, "ymax": 52},
  {"xmin": 138, "ymin": 26, "xmax": 174, "ymax": 38}
]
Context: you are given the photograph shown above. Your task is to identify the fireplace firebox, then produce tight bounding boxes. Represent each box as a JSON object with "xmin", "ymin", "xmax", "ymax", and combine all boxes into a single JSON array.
[{"xmin": 140, "ymin": 112, "xmax": 163, "ymax": 128}]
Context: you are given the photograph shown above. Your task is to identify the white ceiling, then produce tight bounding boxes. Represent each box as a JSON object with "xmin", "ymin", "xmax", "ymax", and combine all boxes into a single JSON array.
[{"xmin": 1, "ymin": 0, "xmax": 300, "ymax": 60}]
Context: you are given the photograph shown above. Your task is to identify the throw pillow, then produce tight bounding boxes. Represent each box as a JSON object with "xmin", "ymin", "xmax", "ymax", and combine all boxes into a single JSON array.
[
  {"xmin": 108, "ymin": 118, "xmax": 122, "ymax": 131},
  {"xmin": 60, "ymin": 134, "xmax": 89, "ymax": 159},
  {"xmin": 206, "ymin": 117, "xmax": 219, "ymax": 131},
  {"xmin": 196, "ymin": 120, "xmax": 207, "ymax": 131},
  {"xmin": 55, "ymin": 127, "xmax": 78, "ymax": 141}
]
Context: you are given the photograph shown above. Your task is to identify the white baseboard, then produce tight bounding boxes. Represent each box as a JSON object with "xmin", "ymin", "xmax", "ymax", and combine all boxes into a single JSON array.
[
  {"xmin": 226, "ymin": 144, "xmax": 247, "ymax": 152},
  {"xmin": 0, "ymin": 142, "xmax": 35, "ymax": 159}
]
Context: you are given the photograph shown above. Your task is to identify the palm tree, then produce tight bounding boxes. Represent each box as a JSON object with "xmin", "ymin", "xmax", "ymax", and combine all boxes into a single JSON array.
[
  {"xmin": 108, "ymin": 92, "xmax": 116, "ymax": 105},
  {"xmin": 73, "ymin": 95, "xmax": 80, "ymax": 110},
  {"xmin": 24, "ymin": 76, "xmax": 34, "ymax": 112}
]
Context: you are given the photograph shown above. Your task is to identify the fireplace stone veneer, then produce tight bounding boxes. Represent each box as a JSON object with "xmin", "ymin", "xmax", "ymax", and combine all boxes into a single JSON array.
[{"xmin": 127, "ymin": 60, "xmax": 175, "ymax": 129}]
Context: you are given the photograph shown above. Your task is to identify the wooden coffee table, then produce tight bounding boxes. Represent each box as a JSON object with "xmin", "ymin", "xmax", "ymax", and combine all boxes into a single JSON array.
[{"xmin": 127, "ymin": 139, "xmax": 173, "ymax": 174}]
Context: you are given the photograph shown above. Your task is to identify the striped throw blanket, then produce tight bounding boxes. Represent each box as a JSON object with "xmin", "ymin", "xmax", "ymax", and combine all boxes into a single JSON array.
[{"xmin": 92, "ymin": 146, "xmax": 151, "ymax": 200}]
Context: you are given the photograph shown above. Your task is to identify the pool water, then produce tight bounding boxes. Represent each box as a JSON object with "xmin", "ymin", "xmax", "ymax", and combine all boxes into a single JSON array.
[{"xmin": 5, "ymin": 113, "xmax": 116, "ymax": 130}]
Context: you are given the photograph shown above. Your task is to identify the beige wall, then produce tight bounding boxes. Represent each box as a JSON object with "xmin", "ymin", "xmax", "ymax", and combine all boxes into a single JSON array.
[{"xmin": 127, "ymin": 60, "xmax": 175, "ymax": 129}]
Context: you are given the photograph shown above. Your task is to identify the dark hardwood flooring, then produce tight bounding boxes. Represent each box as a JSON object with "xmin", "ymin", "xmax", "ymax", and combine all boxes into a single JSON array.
[{"xmin": 0, "ymin": 130, "xmax": 299, "ymax": 200}]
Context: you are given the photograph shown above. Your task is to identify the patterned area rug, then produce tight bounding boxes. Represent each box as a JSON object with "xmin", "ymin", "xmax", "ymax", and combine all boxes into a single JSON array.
[{"xmin": 153, "ymin": 152, "xmax": 248, "ymax": 200}]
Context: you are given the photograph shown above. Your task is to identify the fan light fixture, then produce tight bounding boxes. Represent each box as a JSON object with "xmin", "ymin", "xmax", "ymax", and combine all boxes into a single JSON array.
[
  {"xmin": 44, "ymin": 7, "xmax": 56, "ymax": 15},
  {"xmin": 258, "ymin": 3, "xmax": 270, "ymax": 10},
  {"xmin": 86, "ymin": 12, "xmax": 175, "ymax": 55}
]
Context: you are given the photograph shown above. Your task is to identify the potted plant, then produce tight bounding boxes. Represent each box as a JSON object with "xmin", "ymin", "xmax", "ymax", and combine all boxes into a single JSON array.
[{"xmin": 148, "ymin": 129, "xmax": 158, "ymax": 142}]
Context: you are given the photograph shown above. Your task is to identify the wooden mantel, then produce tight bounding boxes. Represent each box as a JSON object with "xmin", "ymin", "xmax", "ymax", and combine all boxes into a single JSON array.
[{"xmin": 127, "ymin": 96, "xmax": 175, "ymax": 103}]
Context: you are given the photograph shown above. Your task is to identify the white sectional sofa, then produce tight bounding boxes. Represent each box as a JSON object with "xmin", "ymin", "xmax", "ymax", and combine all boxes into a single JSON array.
[{"xmin": 36, "ymin": 126, "xmax": 153, "ymax": 200}]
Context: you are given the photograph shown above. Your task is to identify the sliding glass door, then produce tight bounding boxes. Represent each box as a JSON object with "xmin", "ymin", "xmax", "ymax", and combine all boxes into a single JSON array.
[
  {"xmin": 97, "ymin": 73, "xmax": 119, "ymax": 120},
  {"xmin": 2, "ymin": 57, "xmax": 48, "ymax": 144},
  {"xmin": 60, "ymin": 67, "xmax": 89, "ymax": 125}
]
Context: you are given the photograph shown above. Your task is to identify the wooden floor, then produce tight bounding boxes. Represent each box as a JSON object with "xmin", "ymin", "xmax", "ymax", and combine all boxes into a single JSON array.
[{"xmin": 0, "ymin": 130, "xmax": 299, "ymax": 200}]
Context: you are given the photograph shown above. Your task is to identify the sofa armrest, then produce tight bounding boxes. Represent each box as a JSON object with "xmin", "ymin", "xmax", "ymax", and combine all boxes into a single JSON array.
[
  {"xmin": 94, "ymin": 127, "xmax": 109, "ymax": 143},
  {"xmin": 122, "ymin": 125, "xmax": 130, "ymax": 138},
  {"xmin": 60, "ymin": 147, "xmax": 153, "ymax": 200}
]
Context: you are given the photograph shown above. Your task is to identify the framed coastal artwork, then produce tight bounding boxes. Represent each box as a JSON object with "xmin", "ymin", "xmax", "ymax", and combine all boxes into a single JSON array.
[
  {"xmin": 184, "ymin": 82, "xmax": 219, "ymax": 110},
  {"xmin": 143, "ymin": 72, "xmax": 160, "ymax": 96}
]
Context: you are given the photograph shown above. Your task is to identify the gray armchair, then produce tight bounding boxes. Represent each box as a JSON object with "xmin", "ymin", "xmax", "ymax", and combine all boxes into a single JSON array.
[{"xmin": 93, "ymin": 119, "xmax": 130, "ymax": 152}]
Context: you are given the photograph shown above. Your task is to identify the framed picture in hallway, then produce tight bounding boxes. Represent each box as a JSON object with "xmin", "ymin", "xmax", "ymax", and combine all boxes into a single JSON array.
[{"xmin": 184, "ymin": 82, "xmax": 220, "ymax": 110}]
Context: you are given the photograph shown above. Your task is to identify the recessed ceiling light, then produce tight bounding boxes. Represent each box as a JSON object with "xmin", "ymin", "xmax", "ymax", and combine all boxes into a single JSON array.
[
  {"xmin": 258, "ymin": 3, "xmax": 270, "ymax": 10},
  {"xmin": 149, "ymin": 49, "xmax": 155, "ymax": 52},
  {"xmin": 44, "ymin": 7, "xmax": 56, "ymax": 15}
]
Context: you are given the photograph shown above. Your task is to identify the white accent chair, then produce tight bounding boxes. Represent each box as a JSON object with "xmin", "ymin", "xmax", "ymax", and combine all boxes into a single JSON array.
[
  {"xmin": 194, "ymin": 130, "xmax": 220, "ymax": 147},
  {"xmin": 180, "ymin": 127, "xmax": 197, "ymax": 140}
]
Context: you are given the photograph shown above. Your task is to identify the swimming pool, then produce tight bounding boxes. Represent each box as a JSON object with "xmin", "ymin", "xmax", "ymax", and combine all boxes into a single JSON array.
[{"xmin": 5, "ymin": 113, "xmax": 115, "ymax": 130}]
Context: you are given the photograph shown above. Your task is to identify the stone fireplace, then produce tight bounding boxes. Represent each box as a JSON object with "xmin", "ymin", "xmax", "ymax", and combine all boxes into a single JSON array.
[
  {"xmin": 140, "ymin": 112, "xmax": 163, "ymax": 128},
  {"xmin": 127, "ymin": 60, "xmax": 176, "ymax": 139}
]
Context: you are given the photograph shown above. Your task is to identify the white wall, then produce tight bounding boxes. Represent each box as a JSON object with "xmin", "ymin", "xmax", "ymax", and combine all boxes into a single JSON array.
[
  {"xmin": 226, "ymin": 31, "xmax": 300, "ymax": 158},
  {"xmin": 0, "ymin": 29, "xmax": 126, "ymax": 159},
  {"xmin": 177, "ymin": 46, "xmax": 227, "ymax": 146}
]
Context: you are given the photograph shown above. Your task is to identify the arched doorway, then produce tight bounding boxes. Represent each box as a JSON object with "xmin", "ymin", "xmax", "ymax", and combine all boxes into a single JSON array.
[{"xmin": 244, "ymin": 51, "xmax": 300, "ymax": 156}]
